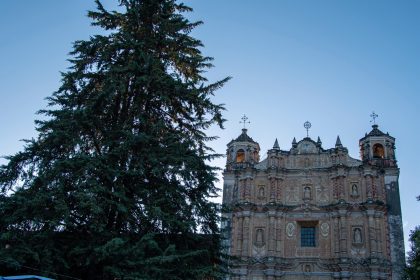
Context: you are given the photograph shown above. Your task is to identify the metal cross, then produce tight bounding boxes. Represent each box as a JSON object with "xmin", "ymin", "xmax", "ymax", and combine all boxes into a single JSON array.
[
  {"xmin": 304, "ymin": 121, "xmax": 311, "ymax": 137},
  {"xmin": 370, "ymin": 112, "xmax": 378, "ymax": 124},
  {"xmin": 240, "ymin": 115, "xmax": 250, "ymax": 129}
]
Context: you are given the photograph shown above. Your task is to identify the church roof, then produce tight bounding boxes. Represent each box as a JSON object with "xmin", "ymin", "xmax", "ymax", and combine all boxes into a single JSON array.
[
  {"xmin": 360, "ymin": 124, "xmax": 395, "ymax": 140},
  {"xmin": 232, "ymin": 128, "xmax": 257, "ymax": 143},
  {"xmin": 227, "ymin": 128, "xmax": 258, "ymax": 146},
  {"xmin": 367, "ymin": 124, "xmax": 385, "ymax": 137}
]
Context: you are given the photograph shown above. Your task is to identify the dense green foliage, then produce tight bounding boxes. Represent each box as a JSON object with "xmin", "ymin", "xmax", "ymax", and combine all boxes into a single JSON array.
[
  {"xmin": 404, "ymin": 196, "xmax": 420, "ymax": 280},
  {"xmin": 405, "ymin": 226, "xmax": 420, "ymax": 280},
  {"xmin": 0, "ymin": 0, "xmax": 229, "ymax": 279}
]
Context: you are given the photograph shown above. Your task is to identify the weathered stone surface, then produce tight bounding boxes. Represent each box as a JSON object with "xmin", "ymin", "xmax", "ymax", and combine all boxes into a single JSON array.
[{"xmin": 222, "ymin": 125, "xmax": 404, "ymax": 280}]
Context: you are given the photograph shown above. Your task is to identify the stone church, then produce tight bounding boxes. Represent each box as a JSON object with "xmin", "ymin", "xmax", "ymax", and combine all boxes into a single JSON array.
[{"xmin": 222, "ymin": 122, "xmax": 405, "ymax": 280}]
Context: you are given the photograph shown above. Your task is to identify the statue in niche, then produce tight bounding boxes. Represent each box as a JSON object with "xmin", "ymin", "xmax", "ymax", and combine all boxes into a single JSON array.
[
  {"xmin": 255, "ymin": 228, "xmax": 265, "ymax": 246},
  {"xmin": 303, "ymin": 186, "xmax": 311, "ymax": 200},
  {"xmin": 258, "ymin": 186, "xmax": 265, "ymax": 198},
  {"xmin": 304, "ymin": 264, "xmax": 311, "ymax": 272},
  {"xmin": 351, "ymin": 184, "xmax": 359, "ymax": 196},
  {"xmin": 353, "ymin": 228, "xmax": 363, "ymax": 244}
]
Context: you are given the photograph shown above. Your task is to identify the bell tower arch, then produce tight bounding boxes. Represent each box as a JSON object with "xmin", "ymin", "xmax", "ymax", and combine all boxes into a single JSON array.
[{"xmin": 359, "ymin": 124, "xmax": 396, "ymax": 167}]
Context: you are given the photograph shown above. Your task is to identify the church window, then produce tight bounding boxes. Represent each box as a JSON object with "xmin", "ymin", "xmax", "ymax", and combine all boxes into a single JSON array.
[
  {"xmin": 373, "ymin": 143, "xmax": 385, "ymax": 158},
  {"xmin": 236, "ymin": 149, "xmax": 245, "ymax": 162},
  {"xmin": 301, "ymin": 227, "xmax": 316, "ymax": 247}
]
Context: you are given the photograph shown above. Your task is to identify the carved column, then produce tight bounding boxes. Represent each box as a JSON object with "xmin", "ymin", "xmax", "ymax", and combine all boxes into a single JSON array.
[
  {"xmin": 244, "ymin": 178, "xmax": 251, "ymax": 202},
  {"xmin": 365, "ymin": 175, "xmax": 373, "ymax": 200},
  {"xmin": 339, "ymin": 211, "xmax": 348, "ymax": 256},
  {"xmin": 276, "ymin": 178, "xmax": 283, "ymax": 202},
  {"xmin": 239, "ymin": 179, "xmax": 245, "ymax": 202},
  {"xmin": 275, "ymin": 217, "xmax": 282, "ymax": 256},
  {"xmin": 333, "ymin": 215, "xmax": 340, "ymax": 256},
  {"xmin": 375, "ymin": 213, "xmax": 383, "ymax": 255},
  {"xmin": 269, "ymin": 177, "xmax": 276, "ymax": 202},
  {"xmin": 332, "ymin": 177, "xmax": 339, "ymax": 200},
  {"xmin": 336, "ymin": 175, "xmax": 345, "ymax": 200},
  {"xmin": 372, "ymin": 176, "xmax": 378, "ymax": 200},
  {"xmin": 236, "ymin": 216, "xmax": 243, "ymax": 256},
  {"xmin": 268, "ymin": 212, "xmax": 276, "ymax": 255},
  {"xmin": 367, "ymin": 210, "xmax": 377, "ymax": 256},
  {"xmin": 242, "ymin": 215, "xmax": 250, "ymax": 256}
]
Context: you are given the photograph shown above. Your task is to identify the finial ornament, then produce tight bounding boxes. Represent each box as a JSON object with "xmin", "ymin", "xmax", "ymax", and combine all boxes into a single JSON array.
[
  {"xmin": 240, "ymin": 114, "xmax": 250, "ymax": 129},
  {"xmin": 370, "ymin": 112, "xmax": 378, "ymax": 124},
  {"xmin": 304, "ymin": 121, "xmax": 311, "ymax": 138}
]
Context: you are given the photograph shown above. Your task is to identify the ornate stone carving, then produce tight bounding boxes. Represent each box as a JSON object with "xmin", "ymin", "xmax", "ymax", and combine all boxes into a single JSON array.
[
  {"xmin": 257, "ymin": 185, "xmax": 265, "ymax": 200},
  {"xmin": 321, "ymin": 222, "xmax": 330, "ymax": 237},
  {"xmin": 316, "ymin": 185, "xmax": 329, "ymax": 203},
  {"xmin": 285, "ymin": 185, "xmax": 299, "ymax": 203},
  {"xmin": 255, "ymin": 228, "xmax": 265, "ymax": 247},
  {"xmin": 269, "ymin": 178, "xmax": 276, "ymax": 200},
  {"xmin": 303, "ymin": 185, "xmax": 312, "ymax": 200},
  {"xmin": 351, "ymin": 183, "xmax": 359, "ymax": 197},
  {"xmin": 286, "ymin": 222, "xmax": 296, "ymax": 237},
  {"xmin": 353, "ymin": 227, "xmax": 363, "ymax": 244}
]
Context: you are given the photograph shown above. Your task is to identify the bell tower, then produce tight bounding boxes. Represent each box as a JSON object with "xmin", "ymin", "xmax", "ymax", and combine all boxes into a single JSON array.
[
  {"xmin": 359, "ymin": 113, "xmax": 404, "ymax": 280},
  {"xmin": 226, "ymin": 128, "xmax": 260, "ymax": 171},
  {"xmin": 359, "ymin": 112, "xmax": 396, "ymax": 167},
  {"xmin": 222, "ymin": 117, "xmax": 260, "ymax": 261}
]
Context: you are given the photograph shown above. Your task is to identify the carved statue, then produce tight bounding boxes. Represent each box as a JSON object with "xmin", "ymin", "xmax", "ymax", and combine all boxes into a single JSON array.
[
  {"xmin": 303, "ymin": 186, "xmax": 311, "ymax": 200},
  {"xmin": 354, "ymin": 228, "xmax": 362, "ymax": 244},
  {"xmin": 258, "ymin": 187, "xmax": 265, "ymax": 198},
  {"xmin": 352, "ymin": 184, "xmax": 358, "ymax": 196},
  {"xmin": 255, "ymin": 228, "xmax": 264, "ymax": 246}
]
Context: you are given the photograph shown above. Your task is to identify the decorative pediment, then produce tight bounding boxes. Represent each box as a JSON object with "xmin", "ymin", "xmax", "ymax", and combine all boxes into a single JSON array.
[{"xmin": 296, "ymin": 139, "xmax": 318, "ymax": 154}]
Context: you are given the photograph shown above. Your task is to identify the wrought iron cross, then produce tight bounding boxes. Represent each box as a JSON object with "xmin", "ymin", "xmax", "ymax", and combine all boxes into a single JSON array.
[
  {"xmin": 370, "ymin": 112, "xmax": 378, "ymax": 124},
  {"xmin": 304, "ymin": 121, "xmax": 311, "ymax": 137},
  {"xmin": 240, "ymin": 115, "xmax": 250, "ymax": 129}
]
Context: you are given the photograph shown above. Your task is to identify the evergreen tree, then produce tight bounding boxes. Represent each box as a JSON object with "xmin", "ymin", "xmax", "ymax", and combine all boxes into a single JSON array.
[
  {"xmin": 405, "ymin": 226, "xmax": 420, "ymax": 280},
  {"xmin": 0, "ymin": 1, "xmax": 229, "ymax": 279},
  {"xmin": 405, "ymin": 196, "xmax": 420, "ymax": 279}
]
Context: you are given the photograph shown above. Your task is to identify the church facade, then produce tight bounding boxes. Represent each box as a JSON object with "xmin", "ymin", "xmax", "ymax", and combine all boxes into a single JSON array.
[{"xmin": 222, "ymin": 123, "xmax": 405, "ymax": 280}]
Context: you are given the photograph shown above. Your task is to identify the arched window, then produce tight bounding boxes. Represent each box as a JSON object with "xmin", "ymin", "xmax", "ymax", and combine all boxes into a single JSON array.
[
  {"xmin": 373, "ymin": 143, "xmax": 385, "ymax": 158},
  {"xmin": 236, "ymin": 149, "xmax": 245, "ymax": 163}
]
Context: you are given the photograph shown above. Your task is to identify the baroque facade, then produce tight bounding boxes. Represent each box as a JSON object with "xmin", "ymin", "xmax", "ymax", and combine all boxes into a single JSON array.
[{"xmin": 222, "ymin": 124, "xmax": 405, "ymax": 280}]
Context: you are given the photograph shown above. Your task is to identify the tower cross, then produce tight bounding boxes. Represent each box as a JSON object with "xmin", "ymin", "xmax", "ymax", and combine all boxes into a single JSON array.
[
  {"xmin": 304, "ymin": 121, "xmax": 311, "ymax": 137},
  {"xmin": 240, "ymin": 114, "xmax": 250, "ymax": 129},
  {"xmin": 370, "ymin": 111, "xmax": 379, "ymax": 124}
]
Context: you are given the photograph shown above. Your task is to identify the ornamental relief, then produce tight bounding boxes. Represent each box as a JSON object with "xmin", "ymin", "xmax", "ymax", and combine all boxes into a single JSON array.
[
  {"xmin": 350, "ymin": 182, "xmax": 360, "ymax": 198},
  {"xmin": 316, "ymin": 185, "xmax": 329, "ymax": 203},
  {"xmin": 286, "ymin": 222, "xmax": 296, "ymax": 238},
  {"xmin": 285, "ymin": 185, "xmax": 299, "ymax": 204},
  {"xmin": 252, "ymin": 227, "xmax": 267, "ymax": 258},
  {"xmin": 320, "ymin": 222, "xmax": 329, "ymax": 237}
]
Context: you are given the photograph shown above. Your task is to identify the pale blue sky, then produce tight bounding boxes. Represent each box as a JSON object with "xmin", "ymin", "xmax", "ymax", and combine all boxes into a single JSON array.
[{"xmin": 0, "ymin": 1, "xmax": 419, "ymax": 252}]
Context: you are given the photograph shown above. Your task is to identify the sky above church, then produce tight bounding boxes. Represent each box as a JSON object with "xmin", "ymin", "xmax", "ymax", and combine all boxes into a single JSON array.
[{"xmin": 0, "ymin": 0, "xmax": 419, "ymax": 252}]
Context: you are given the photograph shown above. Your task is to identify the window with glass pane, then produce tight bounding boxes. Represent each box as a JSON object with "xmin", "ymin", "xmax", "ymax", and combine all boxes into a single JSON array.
[{"xmin": 301, "ymin": 227, "xmax": 316, "ymax": 247}]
